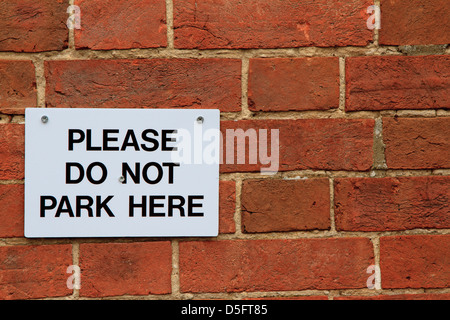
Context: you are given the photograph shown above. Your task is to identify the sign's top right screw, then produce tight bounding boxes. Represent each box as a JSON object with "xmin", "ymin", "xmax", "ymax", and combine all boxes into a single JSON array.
[{"xmin": 196, "ymin": 116, "xmax": 204, "ymax": 124}]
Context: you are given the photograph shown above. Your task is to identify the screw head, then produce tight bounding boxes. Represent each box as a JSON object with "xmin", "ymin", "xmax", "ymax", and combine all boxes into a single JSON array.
[
  {"xmin": 118, "ymin": 176, "xmax": 125, "ymax": 183},
  {"xmin": 41, "ymin": 115, "xmax": 49, "ymax": 123},
  {"xmin": 196, "ymin": 116, "xmax": 204, "ymax": 124}
]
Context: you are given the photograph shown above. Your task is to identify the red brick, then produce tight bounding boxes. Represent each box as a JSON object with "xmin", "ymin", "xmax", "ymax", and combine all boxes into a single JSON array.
[
  {"xmin": 0, "ymin": 60, "xmax": 36, "ymax": 114},
  {"xmin": 179, "ymin": 238, "xmax": 374, "ymax": 293},
  {"xmin": 219, "ymin": 181, "xmax": 236, "ymax": 234},
  {"xmin": 0, "ymin": 0, "xmax": 68, "ymax": 52},
  {"xmin": 336, "ymin": 293, "xmax": 450, "ymax": 300},
  {"xmin": 0, "ymin": 244, "xmax": 72, "ymax": 300},
  {"xmin": 79, "ymin": 241, "xmax": 172, "ymax": 297},
  {"xmin": 45, "ymin": 59, "xmax": 241, "ymax": 111},
  {"xmin": 0, "ymin": 184, "xmax": 24, "ymax": 238},
  {"xmin": 383, "ymin": 117, "xmax": 450, "ymax": 169},
  {"xmin": 173, "ymin": 0, "xmax": 372, "ymax": 49},
  {"xmin": 75, "ymin": 0, "xmax": 166, "ymax": 50},
  {"xmin": 248, "ymin": 58, "xmax": 340, "ymax": 112},
  {"xmin": 346, "ymin": 56, "xmax": 450, "ymax": 111},
  {"xmin": 380, "ymin": 235, "xmax": 450, "ymax": 289},
  {"xmin": 379, "ymin": 0, "xmax": 450, "ymax": 45},
  {"xmin": 241, "ymin": 178, "xmax": 330, "ymax": 233},
  {"xmin": 220, "ymin": 119, "xmax": 374, "ymax": 173},
  {"xmin": 334, "ymin": 176, "xmax": 450, "ymax": 231},
  {"xmin": 0, "ymin": 124, "xmax": 25, "ymax": 180}
]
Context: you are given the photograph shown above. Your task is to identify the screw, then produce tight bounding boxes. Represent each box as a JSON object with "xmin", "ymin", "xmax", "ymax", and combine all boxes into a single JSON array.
[
  {"xmin": 118, "ymin": 176, "xmax": 125, "ymax": 183},
  {"xmin": 41, "ymin": 115, "xmax": 49, "ymax": 123},
  {"xmin": 196, "ymin": 116, "xmax": 204, "ymax": 124}
]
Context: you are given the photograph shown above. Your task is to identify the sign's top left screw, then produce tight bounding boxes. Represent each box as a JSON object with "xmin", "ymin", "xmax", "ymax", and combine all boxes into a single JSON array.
[{"xmin": 41, "ymin": 115, "xmax": 49, "ymax": 123}]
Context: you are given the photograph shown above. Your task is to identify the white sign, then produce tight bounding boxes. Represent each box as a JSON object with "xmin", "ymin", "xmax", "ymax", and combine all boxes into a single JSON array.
[{"xmin": 25, "ymin": 108, "xmax": 220, "ymax": 238}]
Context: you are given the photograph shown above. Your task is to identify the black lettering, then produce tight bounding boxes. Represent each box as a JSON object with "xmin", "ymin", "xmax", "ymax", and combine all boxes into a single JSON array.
[
  {"xmin": 168, "ymin": 195, "xmax": 185, "ymax": 217},
  {"xmin": 68, "ymin": 129, "xmax": 85, "ymax": 151},
  {"xmin": 96, "ymin": 195, "xmax": 115, "ymax": 217},
  {"xmin": 188, "ymin": 195, "xmax": 204, "ymax": 217},
  {"xmin": 86, "ymin": 129, "xmax": 101, "ymax": 151},
  {"xmin": 149, "ymin": 196, "xmax": 165, "ymax": 217},
  {"xmin": 103, "ymin": 129, "xmax": 120, "ymax": 151},
  {"xmin": 86, "ymin": 162, "xmax": 107, "ymax": 185},
  {"xmin": 162, "ymin": 162, "xmax": 180, "ymax": 184},
  {"xmin": 162, "ymin": 130, "xmax": 177, "ymax": 151},
  {"xmin": 122, "ymin": 162, "xmax": 140, "ymax": 184},
  {"xmin": 129, "ymin": 195, "xmax": 147, "ymax": 217},
  {"xmin": 55, "ymin": 196, "xmax": 74, "ymax": 217},
  {"xmin": 40, "ymin": 196, "xmax": 57, "ymax": 217},
  {"xmin": 121, "ymin": 129, "xmax": 140, "ymax": 151},
  {"xmin": 142, "ymin": 162, "xmax": 163, "ymax": 184},
  {"xmin": 66, "ymin": 162, "xmax": 84, "ymax": 184},
  {"xmin": 76, "ymin": 196, "xmax": 94, "ymax": 217},
  {"xmin": 141, "ymin": 129, "xmax": 159, "ymax": 152}
]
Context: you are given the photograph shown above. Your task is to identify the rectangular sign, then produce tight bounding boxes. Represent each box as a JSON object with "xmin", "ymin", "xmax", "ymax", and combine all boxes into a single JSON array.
[{"xmin": 25, "ymin": 108, "xmax": 220, "ymax": 237}]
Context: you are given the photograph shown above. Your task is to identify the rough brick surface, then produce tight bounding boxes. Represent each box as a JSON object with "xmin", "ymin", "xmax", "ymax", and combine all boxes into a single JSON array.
[
  {"xmin": 380, "ymin": 235, "xmax": 450, "ymax": 289},
  {"xmin": 0, "ymin": 60, "xmax": 36, "ymax": 114},
  {"xmin": 383, "ymin": 117, "xmax": 450, "ymax": 169},
  {"xmin": 1, "ymin": 0, "xmax": 449, "ymax": 301},
  {"xmin": 179, "ymin": 238, "xmax": 374, "ymax": 293},
  {"xmin": 248, "ymin": 58, "xmax": 340, "ymax": 112},
  {"xmin": 0, "ymin": 244, "xmax": 72, "ymax": 300},
  {"xmin": 0, "ymin": 184, "xmax": 24, "ymax": 238},
  {"xmin": 45, "ymin": 59, "xmax": 241, "ymax": 111},
  {"xmin": 346, "ymin": 55, "xmax": 450, "ymax": 111},
  {"xmin": 334, "ymin": 176, "xmax": 450, "ymax": 231},
  {"xmin": 241, "ymin": 178, "xmax": 330, "ymax": 233},
  {"xmin": 219, "ymin": 181, "xmax": 236, "ymax": 234},
  {"xmin": 379, "ymin": 0, "xmax": 450, "ymax": 45},
  {"xmin": 0, "ymin": 0, "xmax": 68, "ymax": 52},
  {"xmin": 0, "ymin": 124, "xmax": 25, "ymax": 180},
  {"xmin": 220, "ymin": 119, "xmax": 374, "ymax": 173},
  {"xmin": 79, "ymin": 242, "xmax": 172, "ymax": 297},
  {"xmin": 173, "ymin": 0, "xmax": 372, "ymax": 49},
  {"xmin": 75, "ymin": 0, "xmax": 167, "ymax": 50}
]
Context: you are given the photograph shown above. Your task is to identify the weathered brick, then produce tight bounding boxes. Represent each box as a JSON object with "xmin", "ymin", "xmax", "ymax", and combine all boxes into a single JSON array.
[
  {"xmin": 383, "ymin": 117, "xmax": 450, "ymax": 169},
  {"xmin": 334, "ymin": 176, "xmax": 450, "ymax": 231},
  {"xmin": 0, "ymin": 184, "xmax": 24, "ymax": 238},
  {"xmin": 248, "ymin": 58, "xmax": 340, "ymax": 112},
  {"xmin": 220, "ymin": 119, "xmax": 374, "ymax": 173},
  {"xmin": 179, "ymin": 238, "xmax": 374, "ymax": 293},
  {"xmin": 0, "ymin": 60, "xmax": 36, "ymax": 114},
  {"xmin": 174, "ymin": 0, "xmax": 372, "ymax": 49},
  {"xmin": 0, "ymin": 0, "xmax": 68, "ymax": 52},
  {"xmin": 346, "ymin": 55, "xmax": 450, "ymax": 111},
  {"xmin": 79, "ymin": 241, "xmax": 172, "ymax": 297},
  {"xmin": 379, "ymin": 0, "xmax": 450, "ymax": 45},
  {"xmin": 219, "ymin": 181, "xmax": 236, "ymax": 234},
  {"xmin": 0, "ymin": 124, "xmax": 25, "ymax": 180},
  {"xmin": 241, "ymin": 178, "xmax": 330, "ymax": 233},
  {"xmin": 0, "ymin": 244, "xmax": 72, "ymax": 299},
  {"xmin": 75, "ymin": 0, "xmax": 167, "ymax": 50},
  {"xmin": 380, "ymin": 235, "xmax": 450, "ymax": 289},
  {"xmin": 45, "ymin": 59, "xmax": 241, "ymax": 111}
]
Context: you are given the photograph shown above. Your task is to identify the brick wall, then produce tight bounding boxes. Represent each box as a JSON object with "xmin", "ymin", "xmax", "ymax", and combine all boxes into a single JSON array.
[{"xmin": 0, "ymin": 0, "xmax": 449, "ymax": 300}]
